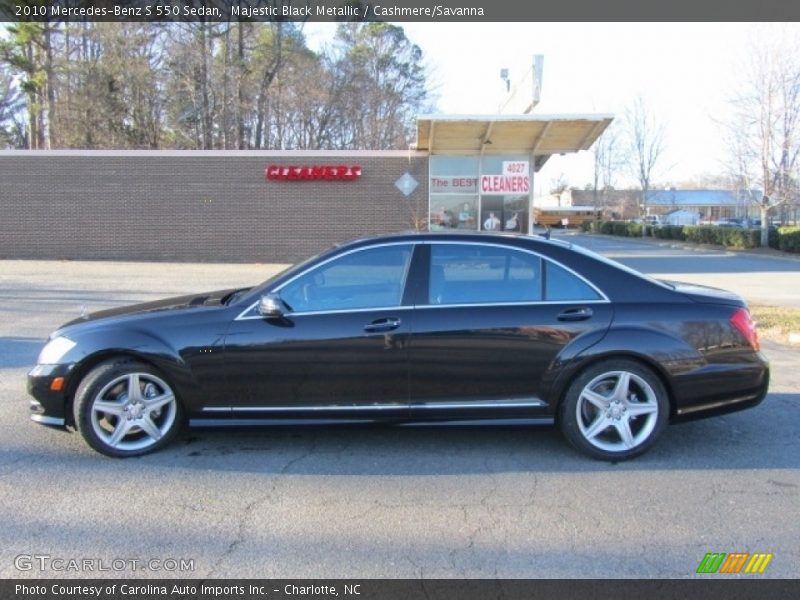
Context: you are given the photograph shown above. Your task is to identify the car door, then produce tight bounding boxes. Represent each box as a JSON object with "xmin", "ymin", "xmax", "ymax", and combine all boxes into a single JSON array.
[
  {"xmin": 407, "ymin": 242, "xmax": 613, "ymax": 419},
  {"xmin": 221, "ymin": 243, "xmax": 417, "ymax": 420}
]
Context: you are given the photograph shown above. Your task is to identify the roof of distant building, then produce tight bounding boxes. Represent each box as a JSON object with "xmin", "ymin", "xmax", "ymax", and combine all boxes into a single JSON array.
[
  {"xmin": 664, "ymin": 208, "xmax": 700, "ymax": 215},
  {"xmin": 646, "ymin": 189, "xmax": 759, "ymax": 207}
]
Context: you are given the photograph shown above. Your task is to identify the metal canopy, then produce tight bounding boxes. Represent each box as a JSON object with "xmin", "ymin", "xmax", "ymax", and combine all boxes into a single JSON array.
[{"xmin": 416, "ymin": 113, "xmax": 614, "ymax": 171}]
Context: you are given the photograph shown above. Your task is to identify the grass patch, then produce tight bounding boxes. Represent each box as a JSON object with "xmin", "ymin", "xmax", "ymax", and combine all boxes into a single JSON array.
[{"xmin": 750, "ymin": 305, "xmax": 800, "ymax": 344}]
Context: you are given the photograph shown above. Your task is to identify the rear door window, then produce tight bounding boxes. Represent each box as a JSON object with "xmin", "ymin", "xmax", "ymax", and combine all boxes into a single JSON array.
[{"xmin": 429, "ymin": 244, "xmax": 543, "ymax": 304}]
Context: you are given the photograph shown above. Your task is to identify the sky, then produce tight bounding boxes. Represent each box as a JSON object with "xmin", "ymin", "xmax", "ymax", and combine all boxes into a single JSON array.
[{"xmin": 307, "ymin": 22, "xmax": 798, "ymax": 195}]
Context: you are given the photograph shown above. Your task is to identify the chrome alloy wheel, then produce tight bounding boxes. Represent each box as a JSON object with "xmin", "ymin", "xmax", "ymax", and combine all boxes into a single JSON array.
[
  {"xmin": 90, "ymin": 372, "xmax": 177, "ymax": 452},
  {"xmin": 575, "ymin": 370, "xmax": 660, "ymax": 453}
]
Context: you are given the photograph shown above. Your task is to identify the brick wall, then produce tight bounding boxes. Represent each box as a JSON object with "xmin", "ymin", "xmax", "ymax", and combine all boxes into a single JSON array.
[{"xmin": 0, "ymin": 151, "xmax": 429, "ymax": 263}]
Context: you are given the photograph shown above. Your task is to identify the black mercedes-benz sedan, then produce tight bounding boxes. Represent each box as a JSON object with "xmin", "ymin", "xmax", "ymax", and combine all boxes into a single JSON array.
[{"xmin": 27, "ymin": 232, "xmax": 769, "ymax": 460}]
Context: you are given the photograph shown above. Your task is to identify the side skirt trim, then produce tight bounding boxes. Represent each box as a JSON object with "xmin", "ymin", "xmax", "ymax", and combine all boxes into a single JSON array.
[
  {"xmin": 189, "ymin": 417, "xmax": 556, "ymax": 428},
  {"xmin": 201, "ymin": 397, "xmax": 547, "ymax": 414}
]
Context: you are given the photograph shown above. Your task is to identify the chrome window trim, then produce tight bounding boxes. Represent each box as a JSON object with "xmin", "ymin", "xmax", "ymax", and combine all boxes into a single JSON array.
[
  {"xmin": 236, "ymin": 237, "xmax": 609, "ymax": 320},
  {"xmin": 426, "ymin": 240, "xmax": 610, "ymax": 304},
  {"xmin": 415, "ymin": 299, "xmax": 609, "ymax": 309},
  {"xmin": 236, "ymin": 305, "xmax": 416, "ymax": 320},
  {"xmin": 235, "ymin": 303, "xmax": 261, "ymax": 321},
  {"xmin": 236, "ymin": 241, "xmax": 415, "ymax": 321},
  {"xmin": 235, "ymin": 303, "xmax": 257, "ymax": 322},
  {"xmin": 238, "ymin": 298, "xmax": 607, "ymax": 319}
]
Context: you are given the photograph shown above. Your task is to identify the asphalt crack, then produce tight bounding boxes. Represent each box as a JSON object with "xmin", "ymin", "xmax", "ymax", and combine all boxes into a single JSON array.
[{"xmin": 204, "ymin": 443, "xmax": 317, "ymax": 577}]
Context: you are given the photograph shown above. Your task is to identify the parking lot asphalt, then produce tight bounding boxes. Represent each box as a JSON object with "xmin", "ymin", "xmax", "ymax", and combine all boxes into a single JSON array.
[
  {"xmin": 0, "ymin": 237, "xmax": 798, "ymax": 579},
  {"xmin": 563, "ymin": 231, "xmax": 800, "ymax": 308}
]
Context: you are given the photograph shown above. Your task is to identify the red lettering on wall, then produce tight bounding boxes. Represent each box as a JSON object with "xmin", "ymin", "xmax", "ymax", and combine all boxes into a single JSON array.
[{"xmin": 265, "ymin": 165, "xmax": 363, "ymax": 182}]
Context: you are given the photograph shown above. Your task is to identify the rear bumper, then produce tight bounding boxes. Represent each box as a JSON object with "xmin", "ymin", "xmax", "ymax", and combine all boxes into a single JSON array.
[
  {"xmin": 27, "ymin": 363, "xmax": 74, "ymax": 428},
  {"xmin": 671, "ymin": 357, "xmax": 770, "ymax": 422}
]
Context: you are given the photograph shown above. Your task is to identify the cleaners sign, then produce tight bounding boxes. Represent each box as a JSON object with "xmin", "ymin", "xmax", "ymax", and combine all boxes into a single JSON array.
[{"xmin": 480, "ymin": 161, "xmax": 530, "ymax": 195}]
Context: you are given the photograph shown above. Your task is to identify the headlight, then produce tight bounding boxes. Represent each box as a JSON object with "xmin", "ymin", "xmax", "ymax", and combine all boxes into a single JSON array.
[{"xmin": 37, "ymin": 336, "xmax": 77, "ymax": 365}]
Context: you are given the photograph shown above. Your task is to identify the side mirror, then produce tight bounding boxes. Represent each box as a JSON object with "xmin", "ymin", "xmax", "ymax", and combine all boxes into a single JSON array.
[{"xmin": 257, "ymin": 293, "xmax": 288, "ymax": 318}]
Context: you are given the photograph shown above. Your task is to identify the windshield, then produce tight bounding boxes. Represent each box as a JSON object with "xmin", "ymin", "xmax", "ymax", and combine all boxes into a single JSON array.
[{"xmin": 239, "ymin": 246, "xmax": 336, "ymax": 303}]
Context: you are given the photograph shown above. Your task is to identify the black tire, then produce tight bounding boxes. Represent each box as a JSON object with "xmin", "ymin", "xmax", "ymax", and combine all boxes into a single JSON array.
[
  {"xmin": 559, "ymin": 359, "xmax": 669, "ymax": 461},
  {"xmin": 73, "ymin": 359, "xmax": 183, "ymax": 457}
]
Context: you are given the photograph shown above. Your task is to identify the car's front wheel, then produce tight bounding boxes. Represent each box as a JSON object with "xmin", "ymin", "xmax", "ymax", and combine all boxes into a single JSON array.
[
  {"xmin": 73, "ymin": 359, "xmax": 183, "ymax": 457},
  {"xmin": 559, "ymin": 359, "xmax": 669, "ymax": 461}
]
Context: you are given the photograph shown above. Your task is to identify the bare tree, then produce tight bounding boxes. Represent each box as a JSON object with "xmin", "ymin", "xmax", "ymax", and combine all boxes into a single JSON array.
[
  {"xmin": 727, "ymin": 27, "xmax": 800, "ymax": 245},
  {"xmin": 2, "ymin": 23, "xmax": 46, "ymax": 148},
  {"xmin": 625, "ymin": 96, "xmax": 666, "ymax": 235},
  {"xmin": 165, "ymin": 23, "xmax": 224, "ymax": 149},
  {"xmin": 329, "ymin": 23, "xmax": 428, "ymax": 149},
  {"xmin": 1, "ymin": 22, "xmax": 431, "ymax": 152},
  {"xmin": 592, "ymin": 121, "xmax": 625, "ymax": 219},
  {"xmin": 0, "ymin": 62, "xmax": 23, "ymax": 147},
  {"xmin": 549, "ymin": 173, "xmax": 570, "ymax": 195}
]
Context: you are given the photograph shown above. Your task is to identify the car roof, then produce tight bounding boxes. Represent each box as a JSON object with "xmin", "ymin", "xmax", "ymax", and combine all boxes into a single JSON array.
[
  {"xmin": 333, "ymin": 230, "xmax": 680, "ymax": 304},
  {"xmin": 340, "ymin": 230, "xmax": 573, "ymax": 250},
  {"xmin": 238, "ymin": 229, "xmax": 681, "ymax": 307}
]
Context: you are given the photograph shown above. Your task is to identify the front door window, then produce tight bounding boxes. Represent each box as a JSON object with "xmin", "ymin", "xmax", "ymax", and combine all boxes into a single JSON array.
[{"xmin": 279, "ymin": 245, "xmax": 413, "ymax": 313}]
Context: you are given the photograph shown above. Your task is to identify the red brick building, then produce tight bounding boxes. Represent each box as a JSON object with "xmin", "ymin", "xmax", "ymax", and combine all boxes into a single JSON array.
[{"xmin": 0, "ymin": 114, "xmax": 611, "ymax": 262}]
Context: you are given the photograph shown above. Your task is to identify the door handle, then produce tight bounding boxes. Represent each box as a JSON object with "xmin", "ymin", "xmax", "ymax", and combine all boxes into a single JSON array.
[
  {"xmin": 364, "ymin": 317, "xmax": 401, "ymax": 333},
  {"xmin": 557, "ymin": 307, "xmax": 593, "ymax": 322}
]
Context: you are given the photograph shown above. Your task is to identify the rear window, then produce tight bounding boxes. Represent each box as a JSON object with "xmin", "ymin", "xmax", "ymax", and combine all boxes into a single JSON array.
[{"xmin": 545, "ymin": 261, "xmax": 602, "ymax": 301}]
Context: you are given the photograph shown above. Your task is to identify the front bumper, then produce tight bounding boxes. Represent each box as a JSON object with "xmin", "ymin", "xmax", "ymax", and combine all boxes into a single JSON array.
[{"xmin": 27, "ymin": 363, "xmax": 75, "ymax": 428}]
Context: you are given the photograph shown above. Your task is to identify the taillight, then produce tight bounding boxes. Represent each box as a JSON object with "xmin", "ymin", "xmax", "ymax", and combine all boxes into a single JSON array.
[{"xmin": 730, "ymin": 308, "xmax": 760, "ymax": 351}]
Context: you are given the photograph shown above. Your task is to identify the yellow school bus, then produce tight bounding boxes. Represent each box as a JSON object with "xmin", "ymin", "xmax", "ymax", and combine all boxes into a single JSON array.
[{"xmin": 534, "ymin": 206, "xmax": 599, "ymax": 228}]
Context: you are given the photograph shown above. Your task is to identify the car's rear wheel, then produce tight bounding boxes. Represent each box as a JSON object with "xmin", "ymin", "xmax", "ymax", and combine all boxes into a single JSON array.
[
  {"xmin": 559, "ymin": 359, "xmax": 669, "ymax": 461},
  {"xmin": 73, "ymin": 359, "xmax": 183, "ymax": 457}
]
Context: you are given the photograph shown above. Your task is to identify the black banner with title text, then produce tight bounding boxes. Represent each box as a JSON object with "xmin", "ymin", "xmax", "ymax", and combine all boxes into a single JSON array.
[
  {"xmin": 3, "ymin": 579, "xmax": 800, "ymax": 600},
  {"xmin": 2, "ymin": 0, "xmax": 800, "ymax": 23}
]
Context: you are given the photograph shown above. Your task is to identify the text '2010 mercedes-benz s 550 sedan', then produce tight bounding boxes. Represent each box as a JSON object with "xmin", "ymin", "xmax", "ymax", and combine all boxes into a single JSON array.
[{"xmin": 27, "ymin": 232, "xmax": 769, "ymax": 460}]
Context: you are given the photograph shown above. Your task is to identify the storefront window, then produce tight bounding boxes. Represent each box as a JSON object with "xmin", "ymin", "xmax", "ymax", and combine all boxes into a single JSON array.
[
  {"xmin": 503, "ymin": 195, "xmax": 529, "ymax": 233},
  {"xmin": 430, "ymin": 157, "xmax": 479, "ymax": 230},
  {"xmin": 478, "ymin": 156, "xmax": 530, "ymax": 234},
  {"xmin": 431, "ymin": 196, "xmax": 477, "ymax": 230},
  {"xmin": 429, "ymin": 155, "xmax": 531, "ymax": 233},
  {"xmin": 430, "ymin": 157, "xmax": 480, "ymax": 176}
]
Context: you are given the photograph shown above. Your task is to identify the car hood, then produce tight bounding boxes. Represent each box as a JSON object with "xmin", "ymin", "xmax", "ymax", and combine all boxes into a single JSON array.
[
  {"xmin": 59, "ymin": 288, "xmax": 240, "ymax": 330},
  {"xmin": 662, "ymin": 280, "xmax": 745, "ymax": 307}
]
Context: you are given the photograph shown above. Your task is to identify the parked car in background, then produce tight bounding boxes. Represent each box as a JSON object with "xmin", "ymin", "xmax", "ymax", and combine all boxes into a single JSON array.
[
  {"xmin": 631, "ymin": 215, "xmax": 664, "ymax": 226},
  {"xmin": 663, "ymin": 210, "xmax": 700, "ymax": 226},
  {"xmin": 28, "ymin": 232, "xmax": 769, "ymax": 461},
  {"xmin": 643, "ymin": 215, "xmax": 664, "ymax": 226},
  {"xmin": 711, "ymin": 218, "xmax": 744, "ymax": 228}
]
